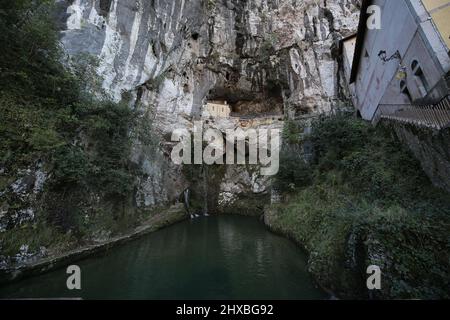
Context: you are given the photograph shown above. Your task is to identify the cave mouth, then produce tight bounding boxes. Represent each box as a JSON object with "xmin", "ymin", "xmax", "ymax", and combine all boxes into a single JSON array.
[
  {"xmin": 191, "ymin": 32, "xmax": 200, "ymax": 41},
  {"xmin": 228, "ymin": 98, "xmax": 284, "ymax": 118},
  {"xmin": 98, "ymin": 0, "xmax": 112, "ymax": 17},
  {"xmin": 207, "ymin": 84, "xmax": 284, "ymax": 118}
]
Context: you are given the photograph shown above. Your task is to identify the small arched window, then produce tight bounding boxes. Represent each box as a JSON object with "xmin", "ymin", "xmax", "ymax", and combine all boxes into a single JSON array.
[
  {"xmin": 411, "ymin": 60, "xmax": 429, "ymax": 96},
  {"xmin": 400, "ymin": 80, "xmax": 412, "ymax": 102}
]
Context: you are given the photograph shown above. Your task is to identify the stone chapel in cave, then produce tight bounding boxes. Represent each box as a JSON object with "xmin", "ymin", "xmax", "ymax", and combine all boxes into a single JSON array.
[{"xmin": 202, "ymin": 101, "xmax": 232, "ymax": 118}]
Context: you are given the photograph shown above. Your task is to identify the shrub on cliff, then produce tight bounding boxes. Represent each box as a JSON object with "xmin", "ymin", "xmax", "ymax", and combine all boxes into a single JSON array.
[
  {"xmin": 270, "ymin": 114, "xmax": 450, "ymax": 299},
  {"xmin": 0, "ymin": 0, "xmax": 146, "ymax": 250}
]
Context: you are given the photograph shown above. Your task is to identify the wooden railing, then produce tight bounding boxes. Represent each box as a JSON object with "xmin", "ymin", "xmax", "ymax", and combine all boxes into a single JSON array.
[{"xmin": 374, "ymin": 95, "xmax": 450, "ymax": 130}]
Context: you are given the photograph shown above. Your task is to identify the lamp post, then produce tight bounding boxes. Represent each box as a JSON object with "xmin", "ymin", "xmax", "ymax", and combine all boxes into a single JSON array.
[
  {"xmin": 378, "ymin": 49, "xmax": 407, "ymax": 80},
  {"xmin": 378, "ymin": 50, "xmax": 402, "ymax": 62}
]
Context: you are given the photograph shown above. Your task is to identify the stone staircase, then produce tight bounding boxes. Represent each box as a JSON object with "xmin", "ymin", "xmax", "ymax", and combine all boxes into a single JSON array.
[{"xmin": 375, "ymin": 95, "xmax": 450, "ymax": 130}]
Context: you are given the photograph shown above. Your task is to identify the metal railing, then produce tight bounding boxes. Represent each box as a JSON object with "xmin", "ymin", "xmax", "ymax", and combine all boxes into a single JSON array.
[
  {"xmin": 374, "ymin": 95, "xmax": 450, "ymax": 130},
  {"xmin": 229, "ymin": 113, "xmax": 284, "ymax": 120}
]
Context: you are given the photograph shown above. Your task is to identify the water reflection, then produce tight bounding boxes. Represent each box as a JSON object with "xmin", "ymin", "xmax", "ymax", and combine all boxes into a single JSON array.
[{"xmin": 0, "ymin": 216, "xmax": 326, "ymax": 300}]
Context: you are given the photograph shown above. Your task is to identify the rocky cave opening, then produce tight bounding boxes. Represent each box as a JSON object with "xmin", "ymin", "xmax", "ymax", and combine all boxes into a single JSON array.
[{"xmin": 207, "ymin": 82, "xmax": 285, "ymax": 118}]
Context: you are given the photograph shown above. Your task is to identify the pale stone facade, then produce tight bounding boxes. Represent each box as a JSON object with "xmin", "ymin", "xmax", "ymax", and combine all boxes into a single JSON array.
[
  {"xmin": 203, "ymin": 101, "xmax": 231, "ymax": 118},
  {"xmin": 422, "ymin": 0, "xmax": 450, "ymax": 49},
  {"xmin": 343, "ymin": 0, "xmax": 450, "ymax": 122}
]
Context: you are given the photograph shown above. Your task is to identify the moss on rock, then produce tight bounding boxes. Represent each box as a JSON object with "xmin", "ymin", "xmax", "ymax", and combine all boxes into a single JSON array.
[{"xmin": 268, "ymin": 114, "xmax": 450, "ymax": 299}]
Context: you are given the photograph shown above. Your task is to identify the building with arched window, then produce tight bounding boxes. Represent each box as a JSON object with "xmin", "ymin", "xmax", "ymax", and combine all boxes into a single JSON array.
[
  {"xmin": 339, "ymin": 0, "xmax": 450, "ymax": 192},
  {"xmin": 340, "ymin": 0, "xmax": 450, "ymax": 123}
]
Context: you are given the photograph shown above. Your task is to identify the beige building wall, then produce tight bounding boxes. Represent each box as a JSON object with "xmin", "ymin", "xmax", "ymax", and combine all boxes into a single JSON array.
[
  {"xmin": 422, "ymin": 0, "xmax": 450, "ymax": 49},
  {"xmin": 203, "ymin": 101, "xmax": 231, "ymax": 118}
]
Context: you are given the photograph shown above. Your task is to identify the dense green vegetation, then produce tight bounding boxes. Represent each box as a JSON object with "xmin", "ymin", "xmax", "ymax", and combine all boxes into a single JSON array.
[
  {"xmin": 270, "ymin": 114, "xmax": 450, "ymax": 299},
  {"xmin": 1, "ymin": 0, "xmax": 448, "ymax": 301},
  {"xmin": 0, "ymin": 1, "xmax": 153, "ymax": 256}
]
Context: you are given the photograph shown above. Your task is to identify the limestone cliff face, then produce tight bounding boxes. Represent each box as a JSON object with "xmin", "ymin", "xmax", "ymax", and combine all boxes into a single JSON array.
[
  {"xmin": 59, "ymin": 0, "xmax": 359, "ymax": 122},
  {"xmin": 0, "ymin": 0, "xmax": 361, "ymax": 269},
  {"xmin": 57, "ymin": 0, "xmax": 360, "ymax": 209}
]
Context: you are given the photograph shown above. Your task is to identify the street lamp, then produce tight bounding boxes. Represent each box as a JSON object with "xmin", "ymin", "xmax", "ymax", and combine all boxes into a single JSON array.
[{"xmin": 378, "ymin": 50, "xmax": 402, "ymax": 62}]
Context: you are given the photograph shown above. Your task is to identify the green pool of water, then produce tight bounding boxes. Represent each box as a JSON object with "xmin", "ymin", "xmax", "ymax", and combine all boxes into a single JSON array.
[{"xmin": 0, "ymin": 215, "xmax": 326, "ymax": 300}]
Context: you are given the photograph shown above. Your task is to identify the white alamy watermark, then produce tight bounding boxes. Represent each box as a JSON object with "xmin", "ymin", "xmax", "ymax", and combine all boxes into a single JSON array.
[
  {"xmin": 367, "ymin": 265, "xmax": 382, "ymax": 290},
  {"xmin": 170, "ymin": 121, "xmax": 281, "ymax": 176},
  {"xmin": 66, "ymin": 265, "xmax": 81, "ymax": 290},
  {"xmin": 367, "ymin": 5, "xmax": 381, "ymax": 30}
]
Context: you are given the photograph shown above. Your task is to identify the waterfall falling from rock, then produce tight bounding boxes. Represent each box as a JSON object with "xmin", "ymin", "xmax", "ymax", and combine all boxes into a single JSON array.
[
  {"xmin": 183, "ymin": 189, "xmax": 195, "ymax": 219},
  {"xmin": 203, "ymin": 165, "xmax": 209, "ymax": 216}
]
